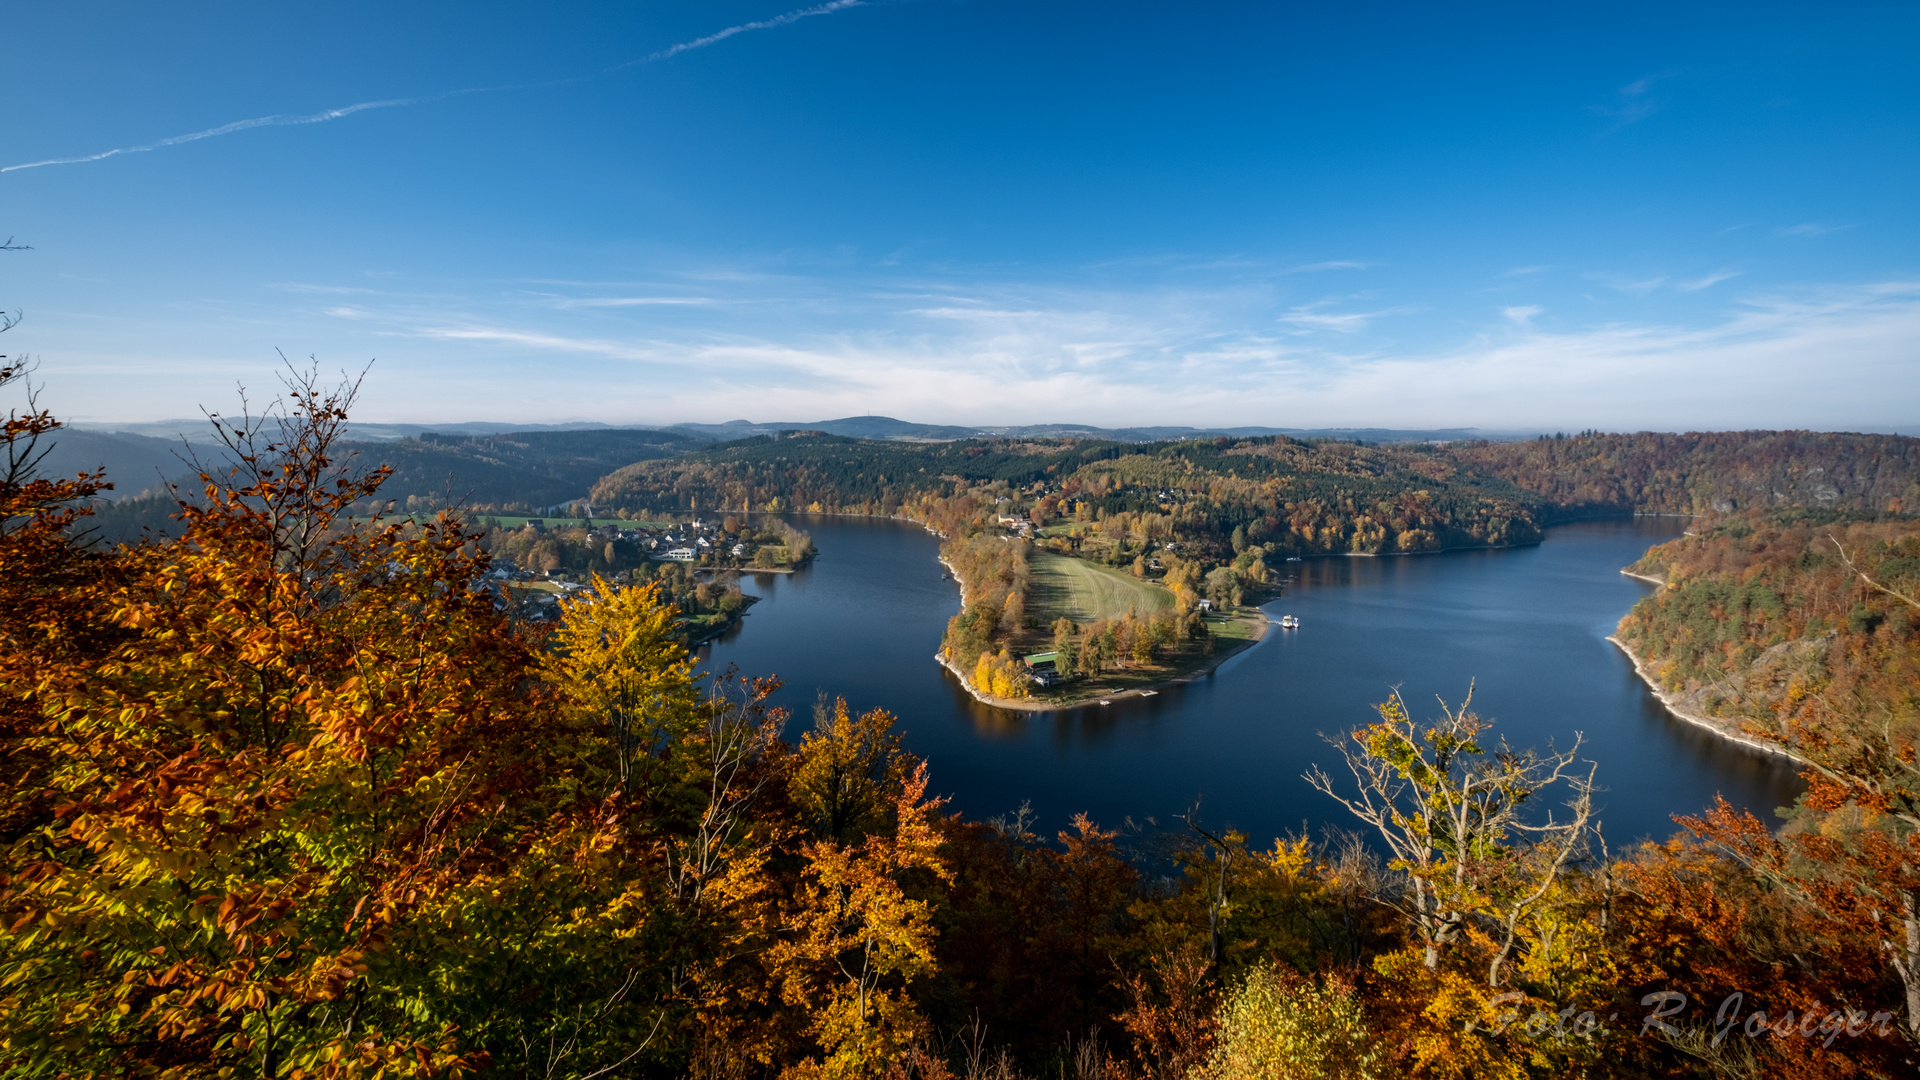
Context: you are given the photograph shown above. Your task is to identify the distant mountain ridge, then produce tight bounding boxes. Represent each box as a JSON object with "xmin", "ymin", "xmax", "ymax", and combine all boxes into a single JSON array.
[
  {"xmin": 56, "ymin": 416, "xmax": 1512, "ymax": 500},
  {"xmin": 75, "ymin": 415, "xmax": 1512, "ymax": 444},
  {"xmin": 36, "ymin": 428, "xmax": 191, "ymax": 498},
  {"xmin": 653, "ymin": 416, "xmax": 1501, "ymax": 444},
  {"xmin": 70, "ymin": 419, "xmax": 624, "ymax": 444}
]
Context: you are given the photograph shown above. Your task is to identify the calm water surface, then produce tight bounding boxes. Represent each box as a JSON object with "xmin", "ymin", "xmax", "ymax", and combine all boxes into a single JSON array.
[{"xmin": 699, "ymin": 516, "xmax": 1803, "ymax": 845}]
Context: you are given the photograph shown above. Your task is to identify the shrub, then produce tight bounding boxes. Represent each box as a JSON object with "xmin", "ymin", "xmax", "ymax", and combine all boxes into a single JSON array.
[{"xmin": 1205, "ymin": 965, "xmax": 1380, "ymax": 1080}]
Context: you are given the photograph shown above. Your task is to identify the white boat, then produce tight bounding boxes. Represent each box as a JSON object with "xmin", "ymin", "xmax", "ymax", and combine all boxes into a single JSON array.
[{"xmin": 1279, "ymin": 615, "xmax": 1300, "ymax": 629}]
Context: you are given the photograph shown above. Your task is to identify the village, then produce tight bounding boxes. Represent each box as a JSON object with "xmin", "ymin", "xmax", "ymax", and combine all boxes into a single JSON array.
[{"xmin": 479, "ymin": 513, "xmax": 815, "ymax": 641}]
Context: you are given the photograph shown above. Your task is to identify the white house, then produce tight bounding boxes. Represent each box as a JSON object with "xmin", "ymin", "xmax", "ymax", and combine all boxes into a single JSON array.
[{"xmin": 663, "ymin": 547, "xmax": 696, "ymax": 561}]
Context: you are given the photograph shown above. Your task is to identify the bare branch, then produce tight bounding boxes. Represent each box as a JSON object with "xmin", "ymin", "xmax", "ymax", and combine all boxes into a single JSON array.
[{"xmin": 1832, "ymin": 531, "xmax": 1920, "ymax": 612}]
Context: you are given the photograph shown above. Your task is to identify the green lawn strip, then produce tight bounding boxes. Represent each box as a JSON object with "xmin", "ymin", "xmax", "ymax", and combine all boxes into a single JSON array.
[
  {"xmin": 1028, "ymin": 552, "xmax": 1173, "ymax": 625},
  {"xmin": 1206, "ymin": 609, "xmax": 1264, "ymax": 642},
  {"xmin": 1011, "ymin": 605, "xmax": 1265, "ymax": 706},
  {"xmin": 1020, "ymin": 635, "xmax": 1231, "ymax": 704}
]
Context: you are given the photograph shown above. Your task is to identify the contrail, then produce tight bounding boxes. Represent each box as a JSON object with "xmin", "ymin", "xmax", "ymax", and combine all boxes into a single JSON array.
[
  {"xmin": 1, "ymin": 93, "xmax": 477, "ymax": 173},
  {"xmin": 620, "ymin": 0, "xmax": 863, "ymax": 68},
  {"xmin": 3, "ymin": 1, "xmax": 866, "ymax": 175}
]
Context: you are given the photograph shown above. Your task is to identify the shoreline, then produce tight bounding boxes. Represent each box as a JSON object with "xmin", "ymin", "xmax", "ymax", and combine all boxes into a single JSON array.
[
  {"xmin": 696, "ymin": 558, "xmax": 813, "ymax": 576},
  {"xmin": 935, "ymin": 608, "xmax": 1271, "ymax": 713},
  {"xmin": 936, "ymin": 544, "xmax": 1275, "ymax": 713},
  {"xmin": 1606, "ymin": 630, "xmax": 1808, "ymax": 766},
  {"xmin": 1609, "ymin": 568, "xmax": 1805, "ymax": 764},
  {"xmin": 687, "ymin": 593, "xmax": 760, "ymax": 646}
]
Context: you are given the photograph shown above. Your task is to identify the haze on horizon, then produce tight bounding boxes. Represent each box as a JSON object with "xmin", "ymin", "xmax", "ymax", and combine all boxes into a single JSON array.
[{"xmin": 4, "ymin": 1, "xmax": 1916, "ymax": 434}]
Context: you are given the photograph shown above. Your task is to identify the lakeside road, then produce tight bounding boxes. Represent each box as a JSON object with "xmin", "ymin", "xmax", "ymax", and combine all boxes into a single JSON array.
[{"xmin": 935, "ymin": 607, "xmax": 1271, "ymax": 713}]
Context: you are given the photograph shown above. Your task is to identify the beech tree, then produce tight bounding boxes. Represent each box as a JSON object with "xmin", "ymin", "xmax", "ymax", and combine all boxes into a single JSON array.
[{"xmin": 1307, "ymin": 687, "xmax": 1596, "ymax": 985}]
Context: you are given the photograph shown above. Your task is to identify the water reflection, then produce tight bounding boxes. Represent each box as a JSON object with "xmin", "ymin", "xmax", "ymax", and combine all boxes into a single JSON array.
[{"xmin": 698, "ymin": 514, "xmax": 1804, "ymax": 846}]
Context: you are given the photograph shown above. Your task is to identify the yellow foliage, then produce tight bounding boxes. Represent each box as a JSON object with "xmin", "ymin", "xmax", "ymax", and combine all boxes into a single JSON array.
[
  {"xmin": 540, "ymin": 575, "xmax": 705, "ymax": 795},
  {"xmin": 1204, "ymin": 964, "xmax": 1381, "ymax": 1080},
  {"xmin": 769, "ymin": 764, "xmax": 951, "ymax": 1080}
]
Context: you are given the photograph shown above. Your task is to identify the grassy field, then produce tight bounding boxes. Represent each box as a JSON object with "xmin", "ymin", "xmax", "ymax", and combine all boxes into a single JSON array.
[
  {"xmin": 1028, "ymin": 552, "xmax": 1174, "ymax": 624},
  {"xmin": 1206, "ymin": 611, "xmax": 1261, "ymax": 642}
]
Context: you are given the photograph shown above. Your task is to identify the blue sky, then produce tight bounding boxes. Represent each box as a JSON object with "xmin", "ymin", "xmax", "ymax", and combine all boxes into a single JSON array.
[{"xmin": 5, "ymin": 1, "xmax": 1916, "ymax": 430}]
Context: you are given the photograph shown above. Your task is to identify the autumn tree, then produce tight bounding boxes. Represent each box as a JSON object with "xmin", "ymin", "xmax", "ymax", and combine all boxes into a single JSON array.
[
  {"xmin": 772, "ymin": 707, "xmax": 951, "ymax": 1078},
  {"xmin": 0, "ymin": 371, "xmax": 762, "ymax": 1077},
  {"xmin": 1307, "ymin": 687, "xmax": 1596, "ymax": 984},
  {"xmin": 2, "ymin": 371, "xmax": 523, "ymax": 1074},
  {"xmin": 789, "ymin": 698, "xmax": 915, "ymax": 845}
]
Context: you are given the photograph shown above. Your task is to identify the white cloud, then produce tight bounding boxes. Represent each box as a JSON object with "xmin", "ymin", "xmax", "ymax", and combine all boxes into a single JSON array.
[
  {"xmin": 41, "ymin": 266, "xmax": 1920, "ymax": 434},
  {"xmin": 1592, "ymin": 273, "xmax": 1669, "ymax": 295},
  {"xmin": 552, "ymin": 296, "xmax": 717, "ymax": 309},
  {"xmin": 1278, "ymin": 301, "xmax": 1414, "ymax": 333},
  {"xmin": 1282, "ymin": 260, "xmax": 1375, "ymax": 274},
  {"xmin": 407, "ymin": 325, "xmax": 665, "ymax": 362},
  {"xmin": 272, "ymin": 282, "xmax": 384, "ymax": 295},
  {"xmin": 1675, "ymin": 270, "xmax": 1740, "ymax": 292},
  {"xmin": 1589, "ymin": 73, "xmax": 1667, "ymax": 128},
  {"xmin": 1776, "ymin": 222, "xmax": 1852, "ymax": 238},
  {"xmin": 389, "ymin": 279, "xmax": 1919, "ymax": 431}
]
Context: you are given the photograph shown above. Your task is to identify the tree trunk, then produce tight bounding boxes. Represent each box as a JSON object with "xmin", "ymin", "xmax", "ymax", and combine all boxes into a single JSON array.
[{"xmin": 1904, "ymin": 892, "xmax": 1920, "ymax": 1039}]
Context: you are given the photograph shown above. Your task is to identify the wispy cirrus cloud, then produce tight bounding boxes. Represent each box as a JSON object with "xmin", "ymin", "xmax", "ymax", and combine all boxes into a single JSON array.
[
  {"xmin": 74, "ymin": 265, "xmax": 1920, "ymax": 432},
  {"xmin": 1591, "ymin": 273, "xmax": 1669, "ymax": 295},
  {"xmin": 1590, "ymin": 74, "xmax": 1666, "ymax": 129},
  {"xmin": 551, "ymin": 296, "xmax": 718, "ymax": 309},
  {"xmin": 1279, "ymin": 300, "xmax": 1415, "ymax": 333},
  {"xmin": 1676, "ymin": 269, "xmax": 1740, "ymax": 292},
  {"xmin": 341, "ymin": 278, "xmax": 1919, "ymax": 430},
  {"xmin": 2, "ymin": 1, "xmax": 868, "ymax": 174},
  {"xmin": 1776, "ymin": 222, "xmax": 1853, "ymax": 238},
  {"xmin": 1283, "ymin": 260, "xmax": 1375, "ymax": 274},
  {"xmin": 406, "ymin": 325, "xmax": 663, "ymax": 362}
]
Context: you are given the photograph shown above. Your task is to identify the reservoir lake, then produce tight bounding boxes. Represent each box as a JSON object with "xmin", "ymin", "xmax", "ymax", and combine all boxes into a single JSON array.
[{"xmin": 697, "ymin": 515, "xmax": 1804, "ymax": 845}]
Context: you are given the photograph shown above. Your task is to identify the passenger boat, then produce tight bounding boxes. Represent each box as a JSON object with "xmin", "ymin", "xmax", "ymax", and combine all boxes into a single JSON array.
[{"xmin": 1279, "ymin": 615, "xmax": 1300, "ymax": 629}]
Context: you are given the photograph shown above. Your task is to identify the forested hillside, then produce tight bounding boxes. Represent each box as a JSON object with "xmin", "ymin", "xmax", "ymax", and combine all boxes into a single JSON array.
[
  {"xmin": 591, "ymin": 429, "xmax": 1920, "ymax": 561},
  {"xmin": 591, "ymin": 432, "xmax": 1554, "ymax": 559},
  {"xmin": 1614, "ymin": 510, "xmax": 1920, "ymax": 753},
  {"xmin": 1453, "ymin": 430, "xmax": 1920, "ymax": 516},
  {"xmin": 345, "ymin": 427, "xmax": 709, "ymax": 509},
  {"xmin": 73, "ymin": 426, "xmax": 1916, "ymax": 557}
]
